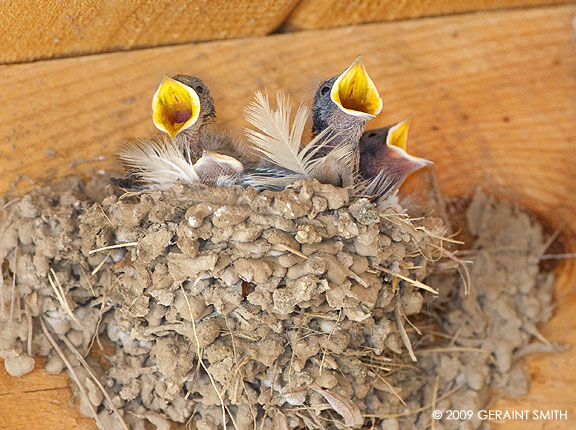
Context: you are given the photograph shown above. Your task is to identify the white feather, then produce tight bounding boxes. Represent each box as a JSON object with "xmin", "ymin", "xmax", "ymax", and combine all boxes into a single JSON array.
[
  {"xmin": 245, "ymin": 92, "xmax": 333, "ymax": 175},
  {"xmin": 118, "ymin": 137, "xmax": 200, "ymax": 185},
  {"xmin": 244, "ymin": 91, "xmax": 350, "ymax": 189},
  {"xmin": 214, "ymin": 174, "xmax": 242, "ymax": 188}
]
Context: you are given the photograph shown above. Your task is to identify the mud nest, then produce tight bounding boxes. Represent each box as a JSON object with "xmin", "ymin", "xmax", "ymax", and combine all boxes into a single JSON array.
[{"xmin": 0, "ymin": 175, "xmax": 561, "ymax": 430}]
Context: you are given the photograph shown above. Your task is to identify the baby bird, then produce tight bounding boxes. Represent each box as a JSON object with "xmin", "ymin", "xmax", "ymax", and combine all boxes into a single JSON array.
[
  {"xmin": 152, "ymin": 74, "xmax": 215, "ymax": 162},
  {"xmin": 152, "ymin": 74, "xmax": 243, "ymax": 162},
  {"xmin": 241, "ymin": 58, "xmax": 383, "ymax": 191},
  {"xmin": 312, "ymin": 56, "xmax": 382, "ymax": 143},
  {"xmin": 114, "ymin": 75, "xmax": 243, "ymax": 189},
  {"xmin": 359, "ymin": 118, "xmax": 432, "ymax": 199},
  {"xmin": 311, "ymin": 56, "xmax": 382, "ymax": 186}
]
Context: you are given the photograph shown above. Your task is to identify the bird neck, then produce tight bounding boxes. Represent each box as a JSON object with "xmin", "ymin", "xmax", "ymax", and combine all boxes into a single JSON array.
[
  {"xmin": 174, "ymin": 121, "xmax": 204, "ymax": 162},
  {"xmin": 317, "ymin": 109, "xmax": 369, "ymax": 148},
  {"xmin": 316, "ymin": 109, "xmax": 368, "ymax": 174}
]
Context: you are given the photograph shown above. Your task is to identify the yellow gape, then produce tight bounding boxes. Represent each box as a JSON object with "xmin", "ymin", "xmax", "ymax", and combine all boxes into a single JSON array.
[
  {"xmin": 152, "ymin": 76, "xmax": 201, "ymax": 138},
  {"xmin": 331, "ymin": 56, "xmax": 382, "ymax": 118},
  {"xmin": 386, "ymin": 117, "xmax": 431, "ymax": 167},
  {"xmin": 387, "ymin": 117, "xmax": 411, "ymax": 151}
]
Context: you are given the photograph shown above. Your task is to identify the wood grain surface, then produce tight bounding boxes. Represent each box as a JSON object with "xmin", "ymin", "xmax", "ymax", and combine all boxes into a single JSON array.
[
  {"xmin": 1, "ymin": 5, "xmax": 575, "ymax": 429},
  {"xmin": 0, "ymin": 357, "xmax": 96, "ymax": 430},
  {"xmin": 282, "ymin": 0, "xmax": 570, "ymax": 30},
  {"xmin": 1, "ymin": 0, "xmax": 570, "ymax": 64},
  {"xmin": 0, "ymin": 0, "xmax": 298, "ymax": 64}
]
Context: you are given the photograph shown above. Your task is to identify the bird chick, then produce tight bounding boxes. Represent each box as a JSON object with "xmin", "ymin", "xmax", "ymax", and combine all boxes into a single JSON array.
[
  {"xmin": 359, "ymin": 118, "xmax": 432, "ymax": 199},
  {"xmin": 154, "ymin": 74, "xmax": 246, "ymax": 162},
  {"xmin": 114, "ymin": 75, "xmax": 243, "ymax": 189},
  {"xmin": 312, "ymin": 56, "xmax": 382, "ymax": 185}
]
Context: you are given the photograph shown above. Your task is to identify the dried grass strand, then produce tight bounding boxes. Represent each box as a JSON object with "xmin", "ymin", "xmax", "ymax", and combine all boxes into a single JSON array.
[
  {"xmin": 39, "ymin": 318, "xmax": 104, "ymax": 429},
  {"xmin": 372, "ymin": 372, "xmax": 406, "ymax": 407},
  {"xmin": 91, "ymin": 252, "xmax": 111, "ymax": 276},
  {"xmin": 379, "ymin": 267, "xmax": 438, "ymax": 295},
  {"xmin": 225, "ymin": 314, "xmax": 257, "ymax": 429},
  {"xmin": 415, "ymin": 347, "xmax": 495, "ymax": 363},
  {"xmin": 80, "ymin": 266, "xmax": 96, "ymax": 296},
  {"xmin": 180, "ymin": 284, "xmax": 237, "ymax": 430},
  {"xmin": 363, "ymin": 384, "xmax": 464, "ymax": 419},
  {"xmin": 59, "ymin": 333, "xmax": 129, "ymax": 430},
  {"xmin": 395, "ymin": 302, "xmax": 417, "ymax": 362},
  {"xmin": 48, "ymin": 268, "xmax": 81, "ymax": 326},
  {"xmin": 274, "ymin": 243, "xmax": 308, "ymax": 259},
  {"xmin": 89, "ymin": 242, "xmax": 138, "ymax": 255},
  {"xmin": 9, "ymin": 244, "xmax": 18, "ymax": 321},
  {"xmin": 25, "ymin": 304, "xmax": 33, "ymax": 356},
  {"xmin": 431, "ymin": 376, "xmax": 440, "ymax": 430},
  {"xmin": 430, "ymin": 243, "xmax": 472, "ymax": 295}
]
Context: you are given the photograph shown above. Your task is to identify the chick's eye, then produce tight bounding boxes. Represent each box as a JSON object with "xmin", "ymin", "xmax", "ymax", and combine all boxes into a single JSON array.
[
  {"xmin": 321, "ymin": 85, "xmax": 330, "ymax": 96},
  {"xmin": 195, "ymin": 85, "xmax": 204, "ymax": 94}
]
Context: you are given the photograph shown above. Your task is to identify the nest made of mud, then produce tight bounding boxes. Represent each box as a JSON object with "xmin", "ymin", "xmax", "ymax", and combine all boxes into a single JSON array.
[{"xmin": 0, "ymin": 176, "xmax": 561, "ymax": 430}]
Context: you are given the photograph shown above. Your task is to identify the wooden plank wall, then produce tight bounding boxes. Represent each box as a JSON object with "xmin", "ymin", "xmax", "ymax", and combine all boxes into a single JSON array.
[
  {"xmin": 0, "ymin": 3, "xmax": 575, "ymax": 430},
  {"xmin": 0, "ymin": 0, "xmax": 298, "ymax": 63},
  {"xmin": 0, "ymin": 0, "xmax": 571, "ymax": 63},
  {"xmin": 282, "ymin": 0, "xmax": 568, "ymax": 30}
]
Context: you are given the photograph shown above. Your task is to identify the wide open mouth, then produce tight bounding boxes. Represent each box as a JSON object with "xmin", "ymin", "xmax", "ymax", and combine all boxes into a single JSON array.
[
  {"xmin": 387, "ymin": 118, "xmax": 433, "ymax": 170},
  {"xmin": 386, "ymin": 117, "xmax": 411, "ymax": 151},
  {"xmin": 331, "ymin": 56, "xmax": 383, "ymax": 119},
  {"xmin": 152, "ymin": 76, "xmax": 201, "ymax": 138}
]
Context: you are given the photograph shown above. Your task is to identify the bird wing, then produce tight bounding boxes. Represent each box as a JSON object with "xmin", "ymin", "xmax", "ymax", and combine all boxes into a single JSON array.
[
  {"xmin": 240, "ymin": 167, "xmax": 308, "ymax": 190},
  {"xmin": 309, "ymin": 139, "xmax": 355, "ymax": 177},
  {"xmin": 193, "ymin": 151, "xmax": 243, "ymax": 185}
]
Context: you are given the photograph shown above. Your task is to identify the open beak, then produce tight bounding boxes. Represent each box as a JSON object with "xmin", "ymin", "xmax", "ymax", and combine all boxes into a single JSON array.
[
  {"xmin": 331, "ymin": 56, "xmax": 382, "ymax": 119},
  {"xmin": 152, "ymin": 76, "xmax": 201, "ymax": 138},
  {"xmin": 386, "ymin": 118, "xmax": 433, "ymax": 173},
  {"xmin": 386, "ymin": 117, "xmax": 411, "ymax": 151}
]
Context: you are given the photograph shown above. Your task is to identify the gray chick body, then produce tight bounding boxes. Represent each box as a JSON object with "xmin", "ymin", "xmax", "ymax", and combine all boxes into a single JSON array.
[{"xmin": 311, "ymin": 76, "xmax": 371, "ymax": 187}]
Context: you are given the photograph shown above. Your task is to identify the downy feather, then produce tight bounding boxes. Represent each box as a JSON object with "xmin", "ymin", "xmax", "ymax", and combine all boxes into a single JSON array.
[
  {"xmin": 309, "ymin": 140, "xmax": 354, "ymax": 180},
  {"xmin": 118, "ymin": 137, "xmax": 200, "ymax": 185},
  {"xmin": 244, "ymin": 91, "xmax": 352, "ymax": 189},
  {"xmin": 245, "ymin": 92, "xmax": 336, "ymax": 174}
]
